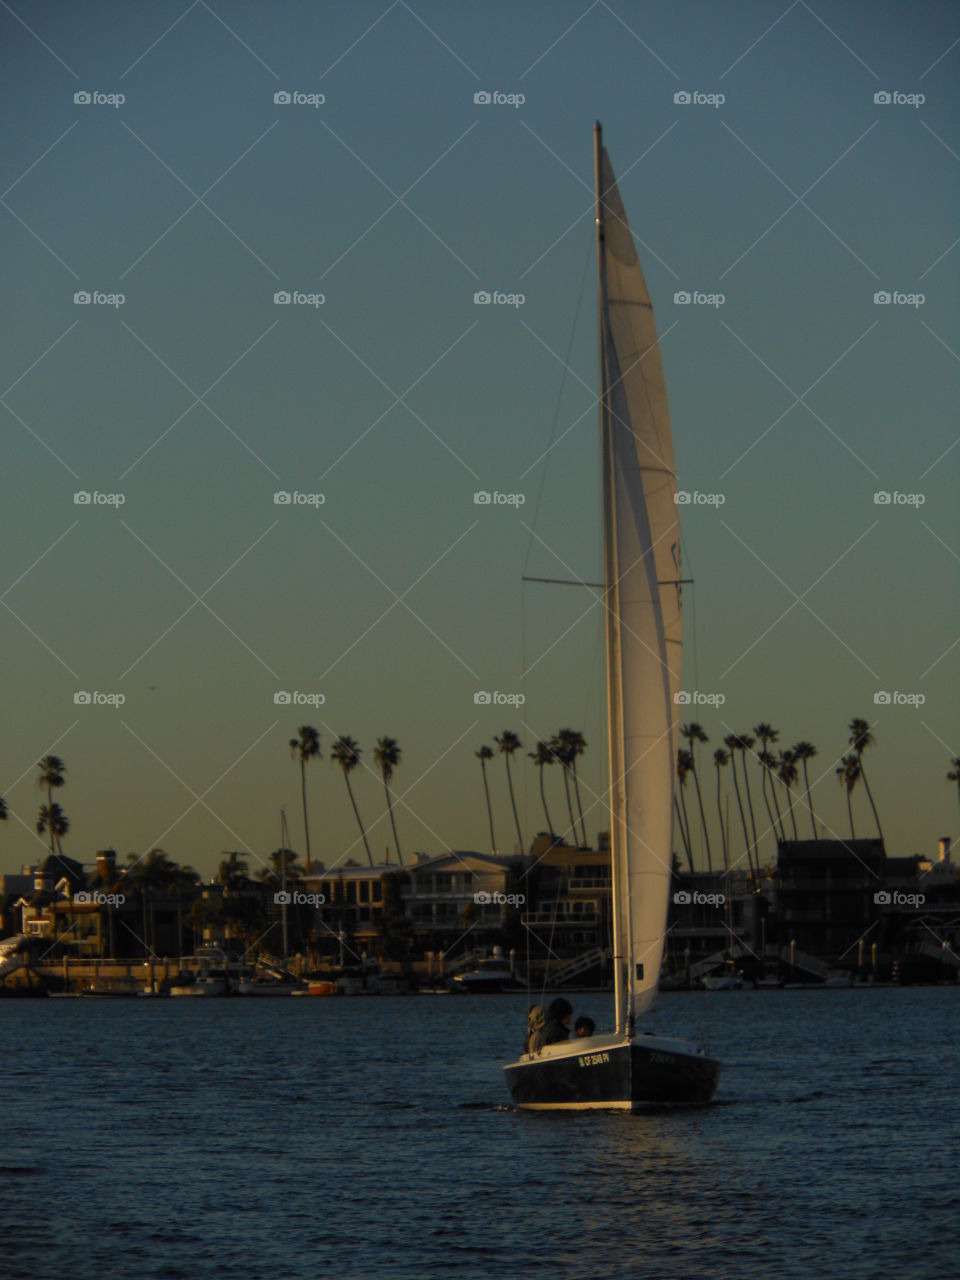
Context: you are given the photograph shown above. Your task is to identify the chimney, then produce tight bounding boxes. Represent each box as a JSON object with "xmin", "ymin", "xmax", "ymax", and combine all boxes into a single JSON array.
[
  {"xmin": 96, "ymin": 849, "xmax": 117, "ymax": 881},
  {"xmin": 938, "ymin": 836, "xmax": 951, "ymax": 864}
]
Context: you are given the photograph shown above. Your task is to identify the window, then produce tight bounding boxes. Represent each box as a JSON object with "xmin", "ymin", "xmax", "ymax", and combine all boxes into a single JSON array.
[
  {"xmin": 347, "ymin": 883, "xmax": 357, "ymax": 903},
  {"xmin": 359, "ymin": 881, "xmax": 369, "ymax": 903},
  {"xmin": 372, "ymin": 881, "xmax": 382, "ymax": 902}
]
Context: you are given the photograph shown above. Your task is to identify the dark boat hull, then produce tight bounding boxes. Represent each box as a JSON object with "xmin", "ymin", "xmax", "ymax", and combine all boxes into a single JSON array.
[{"xmin": 504, "ymin": 1036, "xmax": 721, "ymax": 1110}]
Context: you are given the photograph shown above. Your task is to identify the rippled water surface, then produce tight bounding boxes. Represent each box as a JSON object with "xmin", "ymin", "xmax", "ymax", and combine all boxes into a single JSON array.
[{"xmin": 2, "ymin": 989, "xmax": 956, "ymax": 1279}]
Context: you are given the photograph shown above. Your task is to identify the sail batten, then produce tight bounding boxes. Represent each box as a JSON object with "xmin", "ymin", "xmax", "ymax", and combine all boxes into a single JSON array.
[{"xmin": 598, "ymin": 143, "xmax": 681, "ymax": 1025}]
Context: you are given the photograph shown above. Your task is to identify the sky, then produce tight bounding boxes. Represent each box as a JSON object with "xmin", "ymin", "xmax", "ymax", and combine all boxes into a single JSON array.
[{"xmin": 1, "ymin": 0, "xmax": 958, "ymax": 881}]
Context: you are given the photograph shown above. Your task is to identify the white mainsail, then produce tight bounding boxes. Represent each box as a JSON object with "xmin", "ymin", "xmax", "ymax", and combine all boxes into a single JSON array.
[{"xmin": 597, "ymin": 137, "xmax": 682, "ymax": 1026}]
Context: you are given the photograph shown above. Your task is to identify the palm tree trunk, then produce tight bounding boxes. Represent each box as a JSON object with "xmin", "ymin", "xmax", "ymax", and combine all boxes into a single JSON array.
[
  {"xmin": 715, "ymin": 767, "xmax": 728, "ymax": 872},
  {"xmin": 570, "ymin": 762, "xmax": 588, "ymax": 848},
  {"xmin": 690, "ymin": 768, "xmax": 713, "ymax": 872},
  {"xmin": 846, "ymin": 787, "xmax": 856, "ymax": 839},
  {"xmin": 674, "ymin": 795, "xmax": 694, "ymax": 873},
  {"xmin": 784, "ymin": 785, "xmax": 799, "ymax": 840},
  {"xmin": 729, "ymin": 768, "xmax": 754, "ymax": 879},
  {"xmin": 739, "ymin": 754, "xmax": 760, "ymax": 875},
  {"xmin": 678, "ymin": 789, "xmax": 695, "ymax": 872},
  {"xmin": 344, "ymin": 776, "xmax": 374, "ymax": 866},
  {"xmin": 480, "ymin": 761, "xmax": 496, "ymax": 851},
  {"xmin": 46, "ymin": 782, "xmax": 55, "ymax": 856},
  {"xmin": 561, "ymin": 767, "xmax": 577, "ymax": 845},
  {"xmin": 300, "ymin": 758, "xmax": 312, "ymax": 875},
  {"xmin": 537, "ymin": 765, "xmax": 554, "ymax": 836},
  {"xmin": 759, "ymin": 769, "xmax": 781, "ymax": 842},
  {"xmin": 383, "ymin": 778, "xmax": 403, "ymax": 865},
  {"xmin": 802, "ymin": 760, "xmax": 817, "ymax": 838},
  {"xmin": 858, "ymin": 763, "xmax": 884, "ymax": 846},
  {"xmin": 767, "ymin": 767, "xmax": 786, "ymax": 842},
  {"xmin": 504, "ymin": 757, "xmax": 524, "ymax": 854}
]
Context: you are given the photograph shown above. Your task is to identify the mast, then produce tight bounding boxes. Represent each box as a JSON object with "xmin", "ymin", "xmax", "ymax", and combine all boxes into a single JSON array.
[
  {"xmin": 595, "ymin": 121, "xmax": 629, "ymax": 1037},
  {"xmin": 280, "ymin": 808, "xmax": 289, "ymax": 967}
]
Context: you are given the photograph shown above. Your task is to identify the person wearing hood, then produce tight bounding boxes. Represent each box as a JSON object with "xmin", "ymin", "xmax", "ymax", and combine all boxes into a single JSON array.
[
  {"xmin": 523, "ymin": 1004, "xmax": 545, "ymax": 1054},
  {"xmin": 541, "ymin": 996, "xmax": 573, "ymax": 1045}
]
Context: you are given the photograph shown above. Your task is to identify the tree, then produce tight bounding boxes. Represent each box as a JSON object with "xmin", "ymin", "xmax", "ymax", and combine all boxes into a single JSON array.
[
  {"xmin": 557, "ymin": 729, "xmax": 589, "ymax": 848},
  {"xmin": 793, "ymin": 741, "xmax": 819, "ymax": 838},
  {"xmin": 676, "ymin": 749, "xmax": 696, "ymax": 872},
  {"xmin": 723, "ymin": 734, "xmax": 754, "ymax": 880},
  {"xmin": 475, "ymin": 745, "xmax": 497, "ymax": 851},
  {"xmin": 37, "ymin": 755, "xmax": 66, "ymax": 857},
  {"xmin": 713, "ymin": 748, "xmax": 730, "ymax": 872},
  {"xmin": 289, "ymin": 726, "xmax": 321, "ymax": 874},
  {"xmin": 836, "ymin": 754, "xmax": 861, "ymax": 839},
  {"xmin": 758, "ymin": 751, "xmax": 786, "ymax": 842},
  {"xmin": 681, "ymin": 723, "xmax": 712, "ymax": 871},
  {"xmin": 550, "ymin": 734, "xmax": 579, "ymax": 845},
  {"xmin": 848, "ymin": 718, "xmax": 884, "ymax": 845},
  {"xmin": 374, "ymin": 736, "xmax": 404, "ymax": 865},
  {"xmin": 218, "ymin": 851, "xmax": 251, "ymax": 888},
  {"xmin": 777, "ymin": 750, "xmax": 800, "ymax": 841},
  {"xmin": 331, "ymin": 736, "xmax": 373, "ymax": 866},
  {"xmin": 494, "ymin": 730, "xmax": 524, "ymax": 854},
  {"xmin": 528, "ymin": 740, "xmax": 556, "ymax": 836},
  {"xmin": 754, "ymin": 724, "xmax": 783, "ymax": 841},
  {"xmin": 948, "ymin": 756, "xmax": 960, "ymax": 805},
  {"xmin": 735, "ymin": 735, "xmax": 760, "ymax": 873},
  {"xmin": 36, "ymin": 803, "xmax": 69, "ymax": 857}
]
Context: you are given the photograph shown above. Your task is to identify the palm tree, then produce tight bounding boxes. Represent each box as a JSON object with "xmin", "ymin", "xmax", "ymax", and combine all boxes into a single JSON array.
[
  {"xmin": 793, "ymin": 741, "xmax": 819, "ymax": 837},
  {"xmin": 289, "ymin": 726, "xmax": 321, "ymax": 874},
  {"xmin": 494, "ymin": 730, "xmax": 524, "ymax": 854},
  {"xmin": 753, "ymin": 724, "xmax": 782, "ymax": 840},
  {"xmin": 681, "ymin": 723, "xmax": 713, "ymax": 871},
  {"xmin": 676, "ymin": 748, "xmax": 696, "ymax": 872},
  {"xmin": 758, "ymin": 750, "xmax": 786, "ymax": 842},
  {"xmin": 778, "ymin": 750, "xmax": 800, "ymax": 841},
  {"xmin": 374, "ymin": 736, "xmax": 403, "ymax": 865},
  {"xmin": 37, "ymin": 755, "xmax": 66, "ymax": 857},
  {"xmin": 848, "ymin": 718, "xmax": 884, "ymax": 845},
  {"xmin": 475, "ymin": 745, "xmax": 497, "ymax": 851},
  {"xmin": 836, "ymin": 753, "xmax": 861, "ymax": 838},
  {"xmin": 948, "ymin": 756, "xmax": 960, "ymax": 805},
  {"xmin": 331, "ymin": 736, "xmax": 373, "ymax": 866},
  {"xmin": 550, "ymin": 734, "xmax": 579, "ymax": 845},
  {"xmin": 36, "ymin": 803, "xmax": 69, "ymax": 855},
  {"xmin": 0, "ymin": 796, "xmax": 7, "ymax": 822},
  {"xmin": 528, "ymin": 741, "xmax": 556, "ymax": 836},
  {"xmin": 713, "ymin": 748, "xmax": 730, "ymax": 872},
  {"xmin": 218, "ymin": 850, "xmax": 250, "ymax": 888},
  {"xmin": 736, "ymin": 735, "xmax": 760, "ymax": 868},
  {"xmin": 557, "ymin": 729, "xmax": 589, "ymax": 848},
  {"xmin": 723, "ymin": 734, "xmax": 754, "ymax": 879}
]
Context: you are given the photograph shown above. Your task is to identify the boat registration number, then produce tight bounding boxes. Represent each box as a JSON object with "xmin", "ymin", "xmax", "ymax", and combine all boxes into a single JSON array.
[
  {"xmin": 578, "ymin": 1052, "xmax": 611, "ymax": 1067},
  {"xmin": 650, "ymin": 1052, "xmax": 675, "ymax": 1065}
]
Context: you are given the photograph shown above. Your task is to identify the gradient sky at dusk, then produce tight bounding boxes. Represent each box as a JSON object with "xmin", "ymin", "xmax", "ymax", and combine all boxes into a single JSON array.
[{"xmin": 2, "ymin": 0, "xmax": 958, "ymax": 879}]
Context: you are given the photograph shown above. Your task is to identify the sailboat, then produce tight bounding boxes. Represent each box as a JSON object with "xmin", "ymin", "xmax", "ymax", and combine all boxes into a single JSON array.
[{"xmin": 503, "ymin": 124, "xmax": 722, "ymax": 1110}]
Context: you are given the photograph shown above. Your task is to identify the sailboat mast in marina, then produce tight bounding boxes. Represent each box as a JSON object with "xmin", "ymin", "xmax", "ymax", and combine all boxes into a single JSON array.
[{"xmin": 503, "ymin": 124, "xmax": 721, "ymax": 1110}]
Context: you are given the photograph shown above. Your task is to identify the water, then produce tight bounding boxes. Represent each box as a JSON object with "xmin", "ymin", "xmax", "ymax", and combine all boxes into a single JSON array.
[{"xmin": 1, "ymin": 989, "xmax": 955, "ymax": 1280}]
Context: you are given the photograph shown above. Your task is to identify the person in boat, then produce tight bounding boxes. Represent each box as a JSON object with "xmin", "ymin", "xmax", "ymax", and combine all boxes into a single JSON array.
[
  {"xmin": 574, "ymin": 1015, "xmax": 595, "ymax": 1038},
  {"xmin": 523, "ymin": 1004, "xmax": 545, "ymax": 1054},
  {"xmin": 541, "ymin": 996, "xmax": 573, "ymax": 1045}
]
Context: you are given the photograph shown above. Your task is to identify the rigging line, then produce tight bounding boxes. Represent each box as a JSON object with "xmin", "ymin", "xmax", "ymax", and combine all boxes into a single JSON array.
[{"xmin": 521, "ymin": 235, "xmax": 593, "ymax": 580}]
